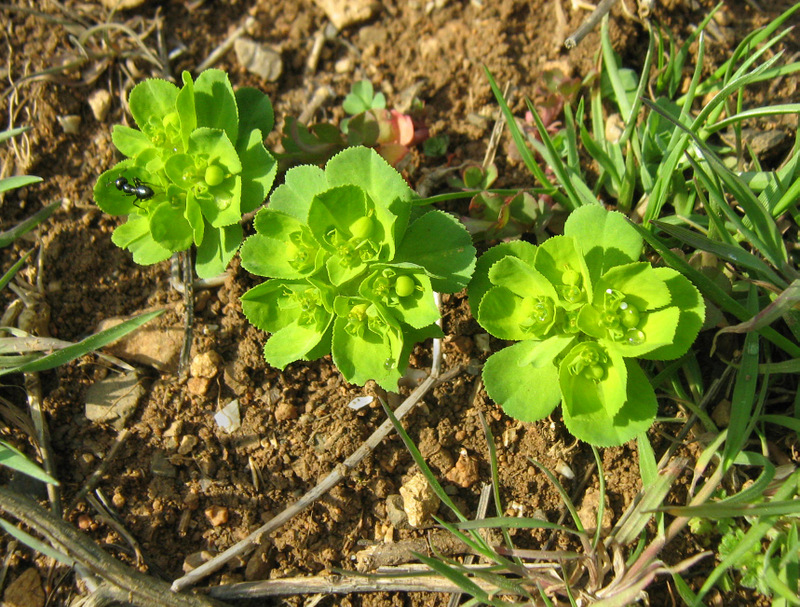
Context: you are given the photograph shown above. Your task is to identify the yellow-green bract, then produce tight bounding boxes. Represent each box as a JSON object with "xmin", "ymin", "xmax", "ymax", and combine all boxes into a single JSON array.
[
  {"xmin": 93, "ymin": 69, "xmax": 277, "ymax": 278},
  {"xmin": 468, "ymin": 204, "xmax": 705, "ymax": 446},
  {"xmin": 239, "ymin": 146, "xmax": 476, "ymax": 391}
]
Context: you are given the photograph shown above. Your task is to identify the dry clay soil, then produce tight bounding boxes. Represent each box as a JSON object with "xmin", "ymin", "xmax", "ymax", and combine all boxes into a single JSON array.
[{"xmin": 1, "ymin": 0, "xmax": 798, "ymax": 605}]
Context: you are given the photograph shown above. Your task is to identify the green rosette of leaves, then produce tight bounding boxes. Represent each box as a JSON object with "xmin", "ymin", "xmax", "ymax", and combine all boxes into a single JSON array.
[
  {"xmin": 93, "ymin": 69, "xmax": 277, "ymax": 278},
  {"xmin": 240, "ymin": 146, "xmax": 475, "ymax": 390},
  {"xmin": 468, "ymin": 205, "xmax": 705, "ymax": 446}
]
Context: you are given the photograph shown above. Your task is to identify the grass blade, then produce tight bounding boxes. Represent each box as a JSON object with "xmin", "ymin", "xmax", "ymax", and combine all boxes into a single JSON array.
[
  {"xmin": 0, "ymin": 441, "xmax": 59, "ymax": 485},
  {"xmin": 0, "ymin": 309, "xmax": 164, "ymax": 377}
]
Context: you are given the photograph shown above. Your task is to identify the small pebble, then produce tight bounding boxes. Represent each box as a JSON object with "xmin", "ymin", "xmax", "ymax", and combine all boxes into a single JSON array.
[
  {"xmin": 274, "ymin": 401, "xmax": 298, "ymax": 421},
  {"xmin": 178, "ymin": 435, "xmax": 199, "ymax": 455},
  {"xmin": 194, "ymin": 290, "xmax": 211, "ymax": 312},
  {"xmin": 234, "ymin": 37, "xmax": 282, "ymax": 82},
  {"xmin": 87, "ymin": 89, "xmax": 112, "ymax": 121},
  {"xmin": 190, "ymin": 351, "xmax": 223, "ymax": 378},
  {"xmin": 112, "ymin": 491, "xmax": 126, "ymax": 509},
  {"xmin": 445, "ymin": 449, "xmax": 480, "ymax": 488},
  {"xmin": 334, "ymin": 57, "xmax": 353, "ymax": 73},
  {"xmin": 57, "ymin": 115, "xmax": 81, "ymax": 134},
  {"xmin": 187, "ymin": 376, "xmax": 212, "ymax": 396},
  {"xmin": 399, "ymin": 473, "xmax": 440, "ymax": 527},
  {"xmin": 205, "ymin": 505, "xmax": 229, "ymax": 526},
  {"xmin": 214, "ymin": 400, "xmax": 241, "ymax": 433}
]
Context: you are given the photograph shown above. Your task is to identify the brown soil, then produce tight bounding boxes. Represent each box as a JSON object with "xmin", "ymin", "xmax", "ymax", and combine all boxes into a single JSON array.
[{"xmin": 0, "ymin": 1, "xmax": 797, "ymax": 606}]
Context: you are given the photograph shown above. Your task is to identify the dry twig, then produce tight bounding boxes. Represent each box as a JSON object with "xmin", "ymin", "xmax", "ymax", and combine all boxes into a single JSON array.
[
  {"xmin": 564, "ymin": 0, "xmax": 619, "ymax": 49},
  {"xmin": 70, "ymin": 429, "xmax": 131, "ymax": 510},
  {"xmin": 0, "ymin": 487, "xmax": 227, "ymax": 607},
  {"xmin": 172, "ymin": 304, "xmax": 448, "ymax": 592},
  {"xmin": 207, "ymin": 569, "xmax": 507, "ymax": 600}
]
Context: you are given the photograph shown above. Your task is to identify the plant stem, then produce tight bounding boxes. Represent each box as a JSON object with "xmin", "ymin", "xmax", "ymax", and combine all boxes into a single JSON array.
[{"xmin": 178, "ymin": 251, "xmax": 194, "ymax": 377}]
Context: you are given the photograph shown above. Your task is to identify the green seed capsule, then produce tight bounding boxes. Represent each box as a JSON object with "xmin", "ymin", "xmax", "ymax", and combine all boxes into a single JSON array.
[
  {"xmin": 204, "ymin": 165, "xmax": 224, "ymax": 187},
  {"xmin": 620, "ymin": 304, "xmax": 640, "ymax": 328},
  {"xmin": 394, "ymin": 275, "xmax": 415, "ymax": 297},
  {"xmin": 349, "ymin": 216, "xmax": 373, "ymax": 239}
]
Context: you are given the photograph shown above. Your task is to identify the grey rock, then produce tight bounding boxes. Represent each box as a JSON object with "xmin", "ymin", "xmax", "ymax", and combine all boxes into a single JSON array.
[
  {"xmin": 234, "ymin": 38, "xmax": 282, "ymax": 82},
  {"xmin": 85, "ymin": 372, "xmax": 144, "ymax": 429}
]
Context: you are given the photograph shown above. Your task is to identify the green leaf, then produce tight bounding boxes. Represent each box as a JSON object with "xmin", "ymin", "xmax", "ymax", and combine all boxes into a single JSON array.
[
  {"xmin": 562, "ymin": 358, "xmax": 656, "ymax": 447},
  {"xmin": 192, "ymin": 176, "xmax": 242, "ymax": 231},
  {"xmin": 242, "ymin": 210, "xmax": 322, "ymax": 279},
  {"xmin": 188, "ymin": 128, "xmax": 242, "ymax": 175},
  {"xmin": 563, "ymin": 205, "xmax": 642, "ymax": 283},
  {"xmin": 193, "ymin": 69, "xmax": 239, "ymax": 146},
  {"xmin": 0, "ymin": 126, "xmax": 29, "ymax": 143},
  {"xmin": 241, "ymin": 279, "xmax": 333, "ymax": 332},
  {"xmin": 0, "ymin": 518, "xmax": 74, "ymax": 567},
  {"xmin": 163, "ymin": 153, "xmax": 194, "ymax": 189},
  {"xmin": 149, "ymin": 200, "xmax": 193, "ymax": 251},
  {"xmin": 187, "ymin": 128, "xmax": 243, "ymax": 227},
  {"xmin": 599, "ymin": 263, "xmax": 672, "ymax": 310},
  {"xmin": 237, "ymin": 129, "xmax": 276, "ymax": 214},
  {"xmin": 185, "ymin": 196, "xmax": 204, "ymax": 245},
  {"xmin": 324, "ymin": 147, "xmax": 415, "ymax": 239},
  {"xmin": 650, "ymin": 219, "xmax": 784, "ymax": 286},
  {"xmin": 128, "ymin": 78, "xmax": 180, "ymax": 141},
  {"xmin": 0, "ymin": 252, "xmax": 32, "ymax": 294},
  {"xmin": 235, "ymin": 86, "xmax": 274, "ymax": 145},
  {"xmin": 610, "ymin": 306, "xmax": 680, "ymax": 358},
  {"xmin": 467, "ymin": 240, "xmax": 537, "ymax": 316},
  {"xmin": 489, "ymin": 256, "xmax": 559, "ymax": 301},
  {"xmin": 534, "ymin": 235, "xmax": 592, "ymax": 309},
  {"xmin": 0, "ymin": 441, "xmax": 58, "ymax": 485},
  {"xmin": 94, "ymin": 163, "xmax": 148, "ymax": 216},
  {"xmin": 268, "ymin": 164, "xmax": 328, "ymax": 221},
  {"xmin": 484, "ymin": 68, "xmax": 560, "ymax": 203},
  {"xmin": 175, "ymin": 71, "xmax": 197, "ymax": 150},
  {"xmin": 560, "ymin": 341, "xmax": 627, "ymax": 420},
  {"xmin": 479, "ymin": 285, "xmax": 555, "ymax": 341},
  {"xmin": 331, "ymin": 298, "xmax": 404, "ymax": 391},
  {"xmin": 308, "ymin": 185, "xmax": 388, "ymax": 285},
  {"xmin": 343, "ymin": 80, "xmax": 386, "ymax": 115},
  {"xmin": 241, "ymin": 279, "xmax": 333, "ymax": 369},
  {"xmin": 393, "ymin": 210, "xmax": 476, "ymax": 293},
  {"xmin": 0, "ymin": 175, "xmax": 41, "ymax": 195},
  {"xmin": 112, "ymin": 215, "xmax": 172, "ymax": 266},
  {"xmin": 264, "ymin": 321, "xmax": 332, "ymax": 369},
  {"xmin": 478, "ymin": 255, "xmax": 560, "ymax": 340},
  {"xmin": 195, "ymin": 222, "xmax": 242, "ymax": 278},
  {"xmin": 308, "ymin": 185, "xmax": 371, "ymax": 243},
  {"xmin": 482, "ymin": 340, "xmax": 565, "ymax": 422},
  {"xmin": 111, "ymin": 125, "xmax": 155, "ymax": 158},
  {"xmin": 641, "ymin": 267, "xmax": 705, "ymax": 360}
]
